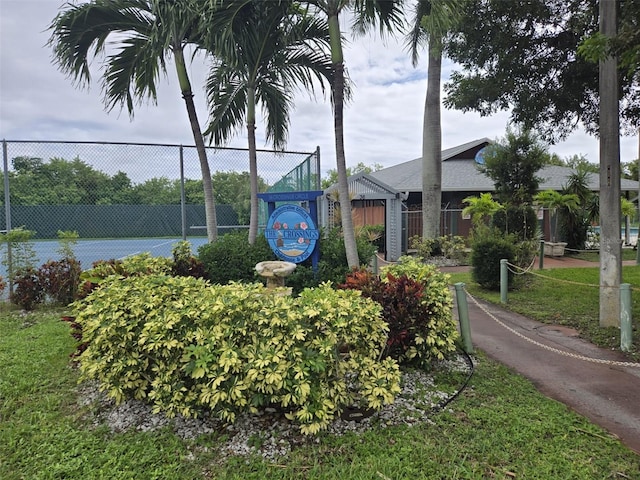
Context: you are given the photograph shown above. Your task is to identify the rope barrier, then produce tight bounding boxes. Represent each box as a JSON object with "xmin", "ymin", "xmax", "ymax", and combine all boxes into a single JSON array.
[
  {"xmin": 505, "ymin": 261, "xmax": 640, "ymax": 292},
  {"xmin": 506, "ymin": 256, "xmax": 536, "ymax": 275},
  {"xmin": 464, "ymin": 288, "xmax": 640, "ymax": 368}
]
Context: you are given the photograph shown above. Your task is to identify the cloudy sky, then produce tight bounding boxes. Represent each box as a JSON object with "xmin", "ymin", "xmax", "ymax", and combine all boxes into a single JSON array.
[{"xmin": 1, "ymin": 0, "xmax": 638, "ymax": 180}]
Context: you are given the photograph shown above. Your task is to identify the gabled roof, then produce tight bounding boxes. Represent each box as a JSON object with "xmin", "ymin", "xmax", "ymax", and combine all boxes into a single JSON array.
[
  {"xmin": 370, "ymin": 138, "xmax": 639, "ymax": 193},
  {"xmin": 324, "ymin": 171, "xmax": 399, "ymax": 198}
]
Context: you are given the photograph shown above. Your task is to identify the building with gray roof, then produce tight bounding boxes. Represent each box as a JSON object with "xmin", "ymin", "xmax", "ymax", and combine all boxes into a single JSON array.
[{"xmin": 330, "ymin": 138, "xmax": 640, "ymax": 255}]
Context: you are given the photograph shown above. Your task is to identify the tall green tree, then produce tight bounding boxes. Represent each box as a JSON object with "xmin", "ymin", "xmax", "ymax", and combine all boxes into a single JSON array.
[
  {"xmin": 132, "ymin": 177, "xmax": 181, "ymax": 204},
  {"xmin": 444, "ymin": 0, "xmax": 639, "ymax": 142},
  {"xmin": 204, "ymin": 0, "xmax": 333, "ymax": 244},
  {"xmin": 406, "ymin": 0, "xmax": 466, "ymax": 239},
  {"xmin": 5, "ymin": 156, "xmax": 124, "ymax": 205},
  {"xmin": 321, "ymin": 161, "xmax": 382, "ymax": 189},
  {"xmin": 212, "ymin": 171, "xmax": 267, "ymax": 224},
  {"xmin": 302, "ymin": 0, "xmax": 405, "ymax": 268},
  {"xmin": 579, "ymin": 0, "xmax": 640, "ymax": 80},
  {"xmin": 481, "ymin": 129, "xmax": 547, "ymax": 240},
  {"xmin": 48, "ymin": 0, "xmax": 219, "ymax": 242},
  {"xmin": 480, "ymin": 129, "xmax": 547, "ymax": 206}
]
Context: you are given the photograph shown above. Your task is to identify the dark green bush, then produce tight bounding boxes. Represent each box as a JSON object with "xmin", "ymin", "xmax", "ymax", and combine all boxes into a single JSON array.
[
  {"xmin": 471, "ymin": 230, "xmax": 516, "ymax": 290},
  {"xmin": 197, "ymin": 231, "xmax": 276, "ymax": 284}
]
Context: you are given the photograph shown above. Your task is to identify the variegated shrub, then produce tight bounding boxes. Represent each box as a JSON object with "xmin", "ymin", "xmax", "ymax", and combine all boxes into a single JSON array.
[{"xmin": 73, "ymin": 276, "xmax": 400, "ymax": 434}]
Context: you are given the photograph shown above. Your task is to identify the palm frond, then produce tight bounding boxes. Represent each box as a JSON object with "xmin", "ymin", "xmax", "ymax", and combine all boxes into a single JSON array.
[
  {"xmin": 405, "ymin": 0, "xmax": 432, "ymax": 66},
  {"xmin": 204, "ymin": 65, "xmax": 249, "ymax": 146},
  {"xmin": 351, "ymin": 0, "xmax": 406, "ymax": 37},
  {"xmin": 257, "ymin": 81, "xmax": 293, "ymax": 151},
  {"xmin": 102, "ymin": 35, "xmax": 167, "ymax": 114}
]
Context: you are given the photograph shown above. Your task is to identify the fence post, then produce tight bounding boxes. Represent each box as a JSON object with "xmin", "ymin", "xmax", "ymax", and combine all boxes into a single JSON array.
[
  {"xmin": 539, "ymin": 240, "xmax": 545, "ymax": 270},
  {"xmin": 620, "ymin": 283, "xmax": 632, "ymax": 352},
  {"xmin": 3, "ymin": 139, "xmax": 13, "ymax": 293},
  {"xmin": 500, "ymin": 259, "xmax": 508, "ymax": 304},
  {"xmin": 179, "ymin": 145, "xmax": 186, "ymax": 241},
  {"xmin": 454, "ymin": 283, "xmax": 474, "ymax": 354}
]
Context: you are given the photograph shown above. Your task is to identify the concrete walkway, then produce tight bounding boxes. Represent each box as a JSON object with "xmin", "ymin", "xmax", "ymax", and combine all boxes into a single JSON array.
[{"xmin": 442, "ymin": 257, "xmax": 640, "ymax": 455}]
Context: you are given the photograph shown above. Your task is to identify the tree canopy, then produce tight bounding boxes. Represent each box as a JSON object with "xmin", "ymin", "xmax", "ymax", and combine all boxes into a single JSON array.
[
  {"xmin": 479, "ymin": 129, "xmax": 548, "ymax": 206},
  {"xmin": 1, "ymin": 156, "xmax": 261, "ymax": 223},
  {"xmin": 444, "ymin": 0, "xmax": 640, "ymax": 141}
]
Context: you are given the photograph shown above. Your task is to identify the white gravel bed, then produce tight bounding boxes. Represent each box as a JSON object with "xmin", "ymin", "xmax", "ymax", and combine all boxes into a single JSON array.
[{"xmin": 76, "ymin": 355, "xmax": 473, "ymax": 462}]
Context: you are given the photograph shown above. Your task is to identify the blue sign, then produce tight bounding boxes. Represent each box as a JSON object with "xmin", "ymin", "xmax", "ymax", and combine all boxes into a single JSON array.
[
  {"xmin": 475, "ymin": 146, "xmax": 488, "ymax": 165},
  {"xmin": 265, "ymin": 204, "xmax": 319, "ymax": 263}
]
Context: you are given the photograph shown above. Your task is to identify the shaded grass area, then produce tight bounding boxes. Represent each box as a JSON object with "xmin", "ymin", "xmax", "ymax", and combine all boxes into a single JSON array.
[
  {"xmin": 448, "ymin": 264, "xmax": 640, "ymax": 360},
  {"xmin": 1, "ymin": 311, "xmax": 638, "ymax": 478},
  {"xmin": 566, "ymin": 248, "xmax": 638, "ymax": 263}
]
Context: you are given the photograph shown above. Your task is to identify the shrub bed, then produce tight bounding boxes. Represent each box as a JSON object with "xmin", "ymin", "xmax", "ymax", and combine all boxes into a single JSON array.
[{"xmin": 73, "ymin": 276, "xmax": 401, "ymax": 434}]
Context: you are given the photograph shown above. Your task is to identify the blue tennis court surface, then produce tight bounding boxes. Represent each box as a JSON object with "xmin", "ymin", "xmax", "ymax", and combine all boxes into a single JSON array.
[{"xmin": 1, "ymin": 237, "xmax": 210, "ymax": 278}]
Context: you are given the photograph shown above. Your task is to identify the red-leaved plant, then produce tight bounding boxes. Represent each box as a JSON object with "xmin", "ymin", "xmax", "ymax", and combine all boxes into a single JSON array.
[{"xmin": 340, "ymin": 269, "xmax": 427, "ymax": 364}]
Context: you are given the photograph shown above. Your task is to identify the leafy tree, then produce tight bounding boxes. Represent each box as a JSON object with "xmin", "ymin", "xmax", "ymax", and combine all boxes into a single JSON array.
[
  {"xmin": 48, "ymin": 0, "xmax": 219, "ymax": 242},
  {"xmin": 563, "ymin": 154, "xmax": 599, "ymax": 173},
  {"xmin": 110, "ymin": 171, "xmax": 138, "ymax": 204},
  {"xmin": 204, "ymin": 0, "xmax": 332, "ymax": 244},
  {"xmin": 5, "ymin": 156, "xmax": 132, "ymax": 205},
  {"xmin": 578, "ymin": 0, "xmax": 640, "ymax": 79},
  {"xmin": 183, "ymin": 179, "xmax": 205, "ymax": 205},
  {"xmin": 480, "ymin": 129, "xmax": 547, "ymax": 241},
  {"xmin": 444, "ymin": 0, "xmax": 639, "ymax": 141},
  {"xmin": 406, "ymin": 0, "xmax": 466, "ymax": 240},
  {"xmin": 212, "ymin": 171, "xmax": 267, "ymax": 224},
  {"xmin": 480, "ymin": 129, "xmax": 547, "ymax": 206},
  {"xmin": 321, "ymin": 161, "xmax": 383, "ymax": 189},
  {"xmin": 132, "ymin": 177, "xmax": 181, "ymax": 205}
]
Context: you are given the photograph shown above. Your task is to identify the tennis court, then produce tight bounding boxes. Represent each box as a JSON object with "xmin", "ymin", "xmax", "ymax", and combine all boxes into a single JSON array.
[{"xmin": 1, "ymin": 237, "xmax": 211, "ymax": 279}]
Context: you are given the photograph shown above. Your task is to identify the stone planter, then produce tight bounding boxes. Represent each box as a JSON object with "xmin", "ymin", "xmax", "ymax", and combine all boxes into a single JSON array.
[{"xmin": 544, "ymin": 242, "xmax": 567, "ymax": 257}]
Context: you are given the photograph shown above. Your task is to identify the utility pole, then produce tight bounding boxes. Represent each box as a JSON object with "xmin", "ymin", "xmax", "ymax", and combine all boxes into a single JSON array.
[
  {"xmin": 637, "ymin": 126, "xmax": 640, "ymax": 265},
  {"xmin": 598, "ymin": 0, "xmax": 621, "ymax": 327}
]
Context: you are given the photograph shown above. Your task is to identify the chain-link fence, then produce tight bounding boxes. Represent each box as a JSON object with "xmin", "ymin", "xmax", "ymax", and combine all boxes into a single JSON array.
[{"xmin": 1, "ymin": 140, "xmax": 320, "ymax": 239}]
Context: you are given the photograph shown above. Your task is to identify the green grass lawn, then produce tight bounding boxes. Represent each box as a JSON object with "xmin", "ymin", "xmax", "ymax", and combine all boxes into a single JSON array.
[
  {"xmin": 448, "ymin": 264, "xmax": 640, "ymax": 360},
  {"xmin": 1, "ymin": 309, "xmax": 638, "ymax": 479},
  {"xmin": 566, "ymin": 247, "xmax": 638, "ymax": 263}
]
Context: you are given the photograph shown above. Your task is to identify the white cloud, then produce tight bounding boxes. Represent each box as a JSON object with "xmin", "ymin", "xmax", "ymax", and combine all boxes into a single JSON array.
[{"xmin": 1, "ymin": 0, "xmax": 638, "ymax": 184}]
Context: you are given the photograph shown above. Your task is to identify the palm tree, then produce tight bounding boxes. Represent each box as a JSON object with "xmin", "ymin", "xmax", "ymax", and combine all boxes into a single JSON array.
[
  {"xmin": 302, "ymin": 0, "xmax": 404, "ymax": 269},
  {"xmin": 598, "ymin": 0, "xmax": 622, "ymax": 327},
  {"xmin": 48, "ymin": 0, "xmax": 219, "ymax": 242},
  {"xmin": 406, "ymin": 0, "xmax": 466, "ymax": 240},
  {"xmin": 462, "ymin": 193, "xmax": 503, "ymax": 229},
  {"xmin": 203, "ymin": 0, "xmax": 333, "ymax": 245},
  {"xmin": 533, "ymin": 190, "xmax": 580, "ymax": 243}
]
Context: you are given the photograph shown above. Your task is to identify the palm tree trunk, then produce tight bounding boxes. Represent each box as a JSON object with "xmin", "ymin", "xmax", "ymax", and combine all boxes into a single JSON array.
[
  {"xmin": 422, "ymin": 40, "xmax": 443, "ymax": 239},
  {"xmin": 327, "ymin": 8, "xmax": 359, "ymax": 269},
  {"xmin": 174, "ymin": 47, "xmax": 218, "ymax": 243},
  {"xmin": 598, "ymin": 0, "xmax": 621, "ymax": 327},
  {"xmin": 247, "ymin": 85, "xmax": 259, "ymax": 245}
]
